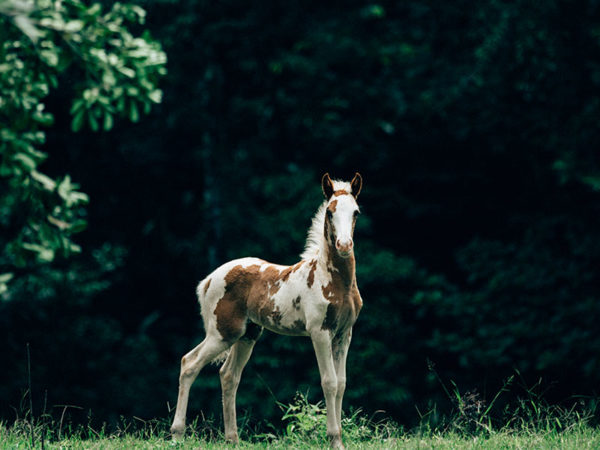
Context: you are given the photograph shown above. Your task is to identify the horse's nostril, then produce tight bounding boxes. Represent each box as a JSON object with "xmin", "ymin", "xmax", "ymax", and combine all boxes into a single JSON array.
[{"xmin": 336, "ymin": 239, "xmax": 353, "ymax": 251}]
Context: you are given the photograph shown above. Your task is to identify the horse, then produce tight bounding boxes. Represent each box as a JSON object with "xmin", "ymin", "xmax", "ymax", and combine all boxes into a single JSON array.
[{"xmin": 170, "ymin": 172, "xmax": 363, "ymax": 449}]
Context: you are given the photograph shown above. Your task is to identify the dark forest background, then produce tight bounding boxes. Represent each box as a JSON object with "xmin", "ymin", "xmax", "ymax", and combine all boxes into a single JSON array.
[{"xmin": 2, "ymin": 0, "xmax": 600, "ymax": 431}]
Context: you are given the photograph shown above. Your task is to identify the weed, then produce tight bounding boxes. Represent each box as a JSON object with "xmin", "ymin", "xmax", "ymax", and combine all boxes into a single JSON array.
[
  {"xmin": 272, "ymin": 391, "xmax": 400, "ymax": 447},
  {"xmin": 423, "ymin": 361, "xmax": 598, "ymax": 439}
]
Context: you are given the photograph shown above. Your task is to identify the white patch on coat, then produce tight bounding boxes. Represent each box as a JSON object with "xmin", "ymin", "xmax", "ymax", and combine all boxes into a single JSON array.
[{"xmin": 330, "ymin": 194, "xmax": 359, "ymax": 248}]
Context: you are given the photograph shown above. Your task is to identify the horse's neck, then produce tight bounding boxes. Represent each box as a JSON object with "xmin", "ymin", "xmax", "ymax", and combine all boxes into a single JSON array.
[{"xmin": 322, "ymin": 246, "xmax": 356, "ymax": 289}]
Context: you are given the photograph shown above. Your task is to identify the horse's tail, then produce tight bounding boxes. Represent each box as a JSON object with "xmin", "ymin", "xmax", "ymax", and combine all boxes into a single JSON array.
[{"xmin": 196, "ymin": 277, "xmax": 230, "ymax": 365}]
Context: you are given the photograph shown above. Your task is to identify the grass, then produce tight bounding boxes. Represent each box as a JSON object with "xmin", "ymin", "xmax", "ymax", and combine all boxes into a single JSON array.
[
  {"xmin": 2, "ymin": 391, "xmax": 600, "ymax": 449},
  {"xmin": 1, "ymin": 421, "xmax": 600, "ymax": 449},
  {"xmin": 3, "ymin": 369, "xmax": 600, "ymax": 449}
]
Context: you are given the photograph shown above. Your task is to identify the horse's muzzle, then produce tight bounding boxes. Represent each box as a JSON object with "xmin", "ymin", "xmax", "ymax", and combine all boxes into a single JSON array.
[{"xmin": 336, "ymin": 239, "xmax": 353, "ymax": 257}]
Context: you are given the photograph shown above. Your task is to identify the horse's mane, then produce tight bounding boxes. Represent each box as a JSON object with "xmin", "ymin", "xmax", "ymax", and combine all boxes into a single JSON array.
[{"xmin": 300, "ymin": 179, "xmax": 352, "ymax": 261}]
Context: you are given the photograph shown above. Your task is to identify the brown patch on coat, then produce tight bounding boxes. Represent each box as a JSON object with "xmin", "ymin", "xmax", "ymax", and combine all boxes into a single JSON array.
[
  {"xmin": 254, "ymin": 297, "xmax": 283, "ymax": 328},
  {"xmin": 333, "ymin": 190, "xmax": 349, "ymax": 197},
  {"xmin": 215, "ymin": 264, "xmax": 260, "ymax": 342},
  {"xmin": 321, "ymin": 282, "xmax": 336, "ymax": 300},
  {"xmin": 255, "ymin": 298, "xmax": 274, "ymax": 323},
  {"xmin": 321, "ymin": 286, "xmax": 362, "ymax": 332},
  {"xmin": 322, "ymin": 302, "xmax": 338, "ymax": 332},
  {"xmin": 216, "ymin": 261, "xmax": 313, "ymax": 341},
  {"xmin": 320, "ymin": 252, "xmax": 362, "ymax": 333},
  {"xmin": 321, "ymin": 280, "xmax": 342, "ymax": 331},
  {"xmin": 307, "ymin": 259, "xmax": 318, "ymax": 288},
  {"xmin": 293, "ymin": 260, "xmax": 305, "ymax": 272},
  {"xmin": 324, "ymin": 206, "xmax": 337, "ymax": 243},
  {"xmin": 278, "ymin": 267, "xmax": 293, "ymax": 282},
  {"xmin": 214, "ymin": 263, "xmax": 285, "ymax": 341},
  {"xmin": 246, "ymin": 266, "xmax": 284, "ymax": 323},
  {"xmin": 246, "ymin": 263, "xmax": 305, "ymax": 325},
  {"xmin": 261, "ymin": 265, "xmax": 283, "ymax": 297},
  {"xmin": 279, "ymin": 260, "xmax": 305, "ymax": 282},
  {"xmin": 203, "ymin": 278, "xmax": 211, "ymax": 295}
]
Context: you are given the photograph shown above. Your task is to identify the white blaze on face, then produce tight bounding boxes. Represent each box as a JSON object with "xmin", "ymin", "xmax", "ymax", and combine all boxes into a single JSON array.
[{"xmin": 328, "ymin": 194, "xmax": 359, "ymax": 256}]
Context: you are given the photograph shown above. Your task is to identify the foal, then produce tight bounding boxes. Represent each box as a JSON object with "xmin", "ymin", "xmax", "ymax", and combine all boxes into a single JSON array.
[{"xmin": 170, "ymin": 173, "xmax": 363, "ymax": 449}]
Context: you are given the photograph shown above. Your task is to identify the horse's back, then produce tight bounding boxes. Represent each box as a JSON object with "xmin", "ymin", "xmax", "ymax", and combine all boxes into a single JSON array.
[
  {"xmin": 197, "ymin": 257, "xmax": 265, "ymax": 303},
  {"xmin": 196, "ymin": 257, "xmax": 313, "ymax": 340}
]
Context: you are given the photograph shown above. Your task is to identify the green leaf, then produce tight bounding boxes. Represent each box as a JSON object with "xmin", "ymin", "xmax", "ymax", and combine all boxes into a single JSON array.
[
  {"xmin": 118, "ymin": 66, "xmax": 136, "ymax": 78},
  {"xmin": 103, "ymin": 111, "xmax": 113, "ymax": 130},
  {"xmin": 117, "ymin": 95, "xmax": 126, "ymax": 113},
  {"xmin": 69, "ymin": 191, "xmax": 89, "ymax": 205},
  {"xmin": 47, "ymin": 74, "xmax": 59, "ymax": 89},
  {"xmin": 40, "ymin": 49, "xmax": 59, "ymax": 67},
  {"xmin": 57, "ymin": 175, "xmax": 72, "ymax": 201},
  {"xmin": 64, "ymin": 20, "xmax": 84, "ymax": 33},
  {"xmin": 21, "ymin": 243, "xmax": 55, "ymax": 262},
  {"xmin": 580, "ymin": 175, "xmax": 600, "ymax": 191},
  {"xmin": 31, "ymin": 170, "xmax": 56, "ymax": 190},
  {"xmin": 0, "ymin": 273, "xmax": 14, "ymax": 284},
  {"xmin": 129, "ymin": 100, "xmax": 139, "ymax": 122},
  {"xmin": 14, "ymin": 153, "xmax": 36, "ymax": 171},
  {"xmin": 86, "ymin": 4, "xmax": 102, "ymax": 17},
  {"xmin": 148, "ymin": 89, "xmax": 162, "ymax": 103},
  {"xmin": 70, "ymin": 219, "xmax": 88, "ymax": 234},
  {"xmin": 72, "ymin": 109, "xmax": 85, "ymax": 132},
  {"xmin": 0, "ymin": 272, "xmax": 13, "ymax": 295},
  {"xmin": 88, "ymin": 110, "xmax": 99, "ymax": 131},
  {"xmin": 70, "ymin": 99, "xmax": 85, "ymax": 114}
]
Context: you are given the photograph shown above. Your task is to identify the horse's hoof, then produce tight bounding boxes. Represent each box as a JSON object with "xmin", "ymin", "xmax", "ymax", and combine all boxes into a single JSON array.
[
  {"xmin": 170, "ymin": 424, "xmax": 184, "ymax": 440},
  {"xmin": 225, "ymin": 433, "xmax": 239, "ymax": 444},
  {"xmin": 328, "ymin": 433, "xmax": 345, "ymax": 449}
]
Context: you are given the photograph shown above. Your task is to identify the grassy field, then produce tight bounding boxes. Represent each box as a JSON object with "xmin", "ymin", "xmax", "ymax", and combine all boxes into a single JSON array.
[
  {"xmin": 2, "ymin": 392, "xmax": 599, "ymax": 449},
  {"xmin": 2, "ymin": 425, "xmax": 600, "ymax": 449}
]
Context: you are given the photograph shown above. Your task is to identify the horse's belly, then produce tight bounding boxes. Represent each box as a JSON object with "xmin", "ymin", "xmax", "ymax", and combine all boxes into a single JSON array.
[
  {"xmin": 259, "ymin": 320, "xmax": 310, "ymax": 337},
  {"xmin": 247, "ymin": 287, "xmax": 311, "ymax": 337}
]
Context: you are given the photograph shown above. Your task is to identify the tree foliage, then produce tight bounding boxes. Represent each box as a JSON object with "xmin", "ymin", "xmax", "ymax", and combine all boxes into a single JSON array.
[
  {"xmin": 0, "ymin": 0, "xmax": 166, "ymax": 290},
  {"xmin": 1, "ymin": 0, "xmax": 600, "ymax": 432}
]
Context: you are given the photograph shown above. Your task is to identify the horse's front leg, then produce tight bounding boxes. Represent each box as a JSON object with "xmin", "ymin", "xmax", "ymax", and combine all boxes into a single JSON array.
[
  {"xmin": 311, "ymin": 330, "xmax": 344, "ymax": 449},
  {"xmin": 332, "ymin": 329, "xmax": 352, "ymax": 432}
]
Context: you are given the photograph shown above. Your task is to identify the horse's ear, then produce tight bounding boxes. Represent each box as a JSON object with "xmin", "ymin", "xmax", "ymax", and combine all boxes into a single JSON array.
[
  {"xmin": 322, "ymin": 173, "xmax": 334, "ymax": 199},
  {"xmin": 350, "ymin": 172, "xmax": 362, "ymax": 198}
]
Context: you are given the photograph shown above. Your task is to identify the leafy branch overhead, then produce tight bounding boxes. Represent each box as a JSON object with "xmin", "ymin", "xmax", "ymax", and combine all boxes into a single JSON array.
[{"xmin": 0, "ymin": 0, "xmax": 166, "ymax": 290}]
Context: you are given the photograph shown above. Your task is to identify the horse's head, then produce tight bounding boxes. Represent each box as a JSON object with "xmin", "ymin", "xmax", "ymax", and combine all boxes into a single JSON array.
[{"xmin": 321, "ymin": 172, "xmax": 362, "ymax": 258}]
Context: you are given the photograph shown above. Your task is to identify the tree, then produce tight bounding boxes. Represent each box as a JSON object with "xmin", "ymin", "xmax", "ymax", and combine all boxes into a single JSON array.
[{"xmin": 0, "ymin": 0, "xmax": 166, "ymax": 294}]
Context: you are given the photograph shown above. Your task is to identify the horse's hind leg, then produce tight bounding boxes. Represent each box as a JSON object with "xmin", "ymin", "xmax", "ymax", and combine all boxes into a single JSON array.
[
  {"xmin": 170, "ymin": 333, "xmax": 230, "ymax": 439},
  {"xmin": 219, "ymin": 324, "xmax": 262, "ymax": 443}
]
